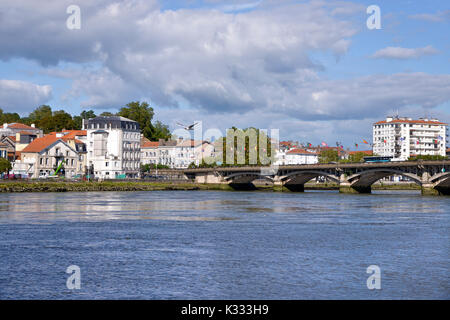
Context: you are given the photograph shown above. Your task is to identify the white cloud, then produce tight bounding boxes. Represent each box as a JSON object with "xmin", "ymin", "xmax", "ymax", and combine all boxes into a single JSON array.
[
  {"xmin": 409, "ymin": 10, "xmax": 450, "ymax": 23},
  {"xmin": 0, "ymin": 0, "xmax": 449, "ymax": 145},
  {"xmin": 371, "ymin": 46, "xmax": 439, "ymax": 60},
  {"xmin": 0, "ymin": 0, "xmax": 357, "ymax": 112},
  {"xmin": 0, "ymin": 80, "xmax": 52, "ymax": 113}
]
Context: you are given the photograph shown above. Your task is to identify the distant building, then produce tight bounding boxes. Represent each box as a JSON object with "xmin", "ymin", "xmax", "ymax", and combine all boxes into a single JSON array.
[
  {"xmin": 0, "ymin": 135, "xmax": 17, "ymax": 161},
  {"xmin": 174, "ymin": 139, "xmax": 214, "ymax": 168},
  {"xmin": 19, "ymin": 134, "xmax": 82, "ymax": 178},
  {"xmin": 0, "ymin": 123, "xmax": 43, "ymax": 138},
  {"xmin": 14, "ymin": 131, "xmax": 38, "ymax": 152},
  {"xmin": 0, "ymin": 142, "xmax": 7, "ymax": 159},
  {"xmin": 373, "ymin": 116, "xmax": 447, "ymax": 160},
  {"xmin": 83, "ymin": 116, "xmax": 141, "ymax": 179},
  {"xmin": 141, "ymin": 138, "xmax": 159, "ymax": 165},
  {"xmin": 276, "ymin": 148, "xmax": 318, "ymax": 165},
  {"xmin": 141, "ymin": 138, "xmax": 215, "ymax": 169}
]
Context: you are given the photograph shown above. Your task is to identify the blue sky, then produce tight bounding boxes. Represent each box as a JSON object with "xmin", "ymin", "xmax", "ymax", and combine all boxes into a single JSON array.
[{"xmin": 0, "ymin": 0, "xmax": 449, "ymax": 147}]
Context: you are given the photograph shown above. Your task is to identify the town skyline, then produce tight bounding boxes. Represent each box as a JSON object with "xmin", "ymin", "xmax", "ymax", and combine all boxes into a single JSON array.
[{"xmin": 0, "ymin": 0, "xmax": 449, "ymax": 147}]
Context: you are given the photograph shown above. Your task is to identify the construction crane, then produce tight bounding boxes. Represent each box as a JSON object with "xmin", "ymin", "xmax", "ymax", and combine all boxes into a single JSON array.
[{"xmin": 52, "ymin": 159, "xmax": 65, "ymax": 176}]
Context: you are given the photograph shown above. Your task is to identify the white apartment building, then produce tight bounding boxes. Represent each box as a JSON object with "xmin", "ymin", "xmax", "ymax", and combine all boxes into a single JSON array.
[
  {"xmin": 83, "ymin": 116, "xmax": 141, "ymax": 179},
  {"xmin": 175, "ymin": 140, "xmax": 214, "ymax": 168},
  {"xmin": 275, "ymin": 148, "xmax": 318, "ymax": 165},
  {"xmin": 141, "ymin": 139, "xmax": 215, "ymax": 169},
  {"xmin": 373, "ymin": 116, "xmax": 447, "ymax": 160},
  {"xmin": 141, "ymin": 140, "xmax": 159, "ymax": 165}
]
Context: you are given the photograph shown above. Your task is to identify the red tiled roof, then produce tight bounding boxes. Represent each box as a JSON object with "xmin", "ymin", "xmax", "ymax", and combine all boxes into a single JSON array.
[
  {"xmin": 62, "ymin": 130, "xmax": 87, "ymax": 138},
  {"xmin": 17, "ymin": 130, "xmax": 36, "ymax": 135},
  {"xmin": 7, "ymin": 123, "xmax": 37, "ymax": 130},
  {"xmin": 142, "ymin": 141, "xmax": 159, "ymax": 148},
  {"xmin": 21, "ymin": 135, "xmax": 68, "ymax": 153},
  {"xmin": 374, "ymin": 119, "xmax": 447, "ymax": 125},
  {"xmin": 7, "ymin": 136, "xmax": 16, "ymax": 142},
  {"xmin": 287, "ymin": 148, "xmax": 317, "ymax": 155}
]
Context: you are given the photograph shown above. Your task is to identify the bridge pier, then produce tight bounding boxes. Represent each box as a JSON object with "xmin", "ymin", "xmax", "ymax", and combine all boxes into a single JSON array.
[
  {"xmin": 194, "ymin": 172, "xmax": 224, "ymax": 184},
  {"xmin": 421, "ymin": 184, "xmax": 450, "ymax": 196},
  {"xmin": 339, "ymin": 185, "xmax": 371, "ymax": 194},
  {"xmin": 339, "ymin": 174, "xmax": 371, "ymax": 194},
  {"xmin": 283, "ymin": 184, "xmax": 305, "ymax": 192},
  {"xmin": 273, "ymin": 178, "xmax": 305, "ymax": 192},
  {"xmin": 434, "ymin": 186, "xmax": 450, "ymax": 196},
  {"xmin": 228, "ymin": 183, "xmax": 258, "ymax": 191}
]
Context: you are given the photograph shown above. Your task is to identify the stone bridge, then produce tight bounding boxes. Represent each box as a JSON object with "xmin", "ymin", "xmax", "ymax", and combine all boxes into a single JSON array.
[{"xmin": 183, "ymin": 160, "xmax": 450, "ymax": 195}]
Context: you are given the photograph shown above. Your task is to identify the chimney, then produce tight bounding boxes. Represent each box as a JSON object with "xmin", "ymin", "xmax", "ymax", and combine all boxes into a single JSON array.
[
  {"xmin": 3, "ymin": 123, "xmax": 7, "ymax": 129},
  {"xmin": 82, "ymin": 118, "xmax": 85, "ymax": 130},
  {"xmin": 31, "ymin": 124, "xmax": 35, "ymax": 128}
]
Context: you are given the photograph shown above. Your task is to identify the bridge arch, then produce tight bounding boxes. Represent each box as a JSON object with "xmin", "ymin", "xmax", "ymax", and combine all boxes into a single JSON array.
[
  {"xmin": 224, "ymin": 172, "xmax": 274, "ymax": 184},
  {"xmin": 347, "ymin": 168, "xmax": 422, "ymax": 188},
  {"xmin": 279, "ymin": 170, "xmax": 340, "ymax": 185},
  {"xmin": 429, "ymin": 172, "xmax": 450, "ymax": 188}
]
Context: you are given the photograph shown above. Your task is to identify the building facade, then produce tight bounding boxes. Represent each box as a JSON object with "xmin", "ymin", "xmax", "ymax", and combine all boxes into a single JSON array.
[
  {"xmin": 20, "ymin": 135, "xmax": 81, "ymax": 178},
  {"xmin": 373, "ymin": 116, "xmax": 447, "ymax": 160},
  {"xmin": 275, "ymin": 148, "xmax": 318, "ymax": 165},
  {"xmin": 83, "ymin": 116, "xmax": 141, "ymax": 179},
  {"xmin": 0, "ymin": 123, "xmax": 43, "ymax": 138},
  {"xmin": 141, "ymin": 140, "xmax": 159, "ymax": 165}
]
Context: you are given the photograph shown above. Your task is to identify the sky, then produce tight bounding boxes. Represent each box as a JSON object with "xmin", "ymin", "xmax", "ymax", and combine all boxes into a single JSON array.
[{"xmin": 0, "ymin": 0, "xmax": 449, "ymax": 148}]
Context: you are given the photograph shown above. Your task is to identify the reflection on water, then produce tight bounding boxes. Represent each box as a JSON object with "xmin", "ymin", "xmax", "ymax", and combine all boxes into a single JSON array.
[{"xmin": 0, "ymin": 190, "xmax": 448, "ymax": 299}]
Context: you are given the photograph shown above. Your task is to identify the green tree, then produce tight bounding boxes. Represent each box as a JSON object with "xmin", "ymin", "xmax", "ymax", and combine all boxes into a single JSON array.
[
  {"xmin": 0, "ymin": 108, "xmax": 21, "ymax": 124},
  {"xmin": 347, "ymin": 152, "xmax": 368, "ymax": 163},
  {"xmin": 28, "ymin": 105, "xmax": 52, "ymax": 122},
  {"xmin": 118, "ymin": 101, "xmax": 155, "ymax": 139},
  {"xmin": 408, "ymin": 155, "xmax": 447, "ymax": 161},
  {"xmin": 215, "ymin": 127, "xmax": 275, "ymax": 166},
  {"xmin": 319, "ymin": 149, "xmax": 339, "ymax": 163},
  {"xmin": 73, "ymin": 110, "xmax": 96, "ymax": 129},
  {"xmin": 0, "ymin": 158, "xmax": 12, "ymax": 174},
  {"xmin": 100, "ymin": 111, "xmax": 115, "ymax": 116},
  {"xmin": 52, "ymin": 110, "xmax": 76, "ymax": 131},
  {"xmin": 36, "ymin": 110, "xmax": 75, "ymax": 133},
  {"xmin": 149, "ymin": 120, "xmax": 171, "ymax": 141}
]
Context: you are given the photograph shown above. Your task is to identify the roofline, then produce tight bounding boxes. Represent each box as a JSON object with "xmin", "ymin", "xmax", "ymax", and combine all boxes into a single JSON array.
[{"xmin": 22, "ymin": 138, "xmax": 78, "ymax": 154}]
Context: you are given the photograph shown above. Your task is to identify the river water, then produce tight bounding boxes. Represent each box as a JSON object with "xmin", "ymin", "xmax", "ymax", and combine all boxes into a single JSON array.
[{"xmin": 0, "ymin": 190, "xmax": 448, "ymax": 299}]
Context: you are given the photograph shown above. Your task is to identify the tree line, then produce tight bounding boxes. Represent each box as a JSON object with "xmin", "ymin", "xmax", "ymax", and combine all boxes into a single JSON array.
[{"xmin": 0, "ymin": 101, "xmax": 171, "ymax": 141}]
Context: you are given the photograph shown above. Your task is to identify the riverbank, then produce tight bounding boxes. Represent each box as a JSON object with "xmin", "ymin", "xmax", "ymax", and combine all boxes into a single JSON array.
[
  {"xmin": 0, "ymin": 181, "xmax": 229, "ymax": 192},
  {"xmin": 0, "ymin": 180, "xmax": 422, "ymax": 193}
]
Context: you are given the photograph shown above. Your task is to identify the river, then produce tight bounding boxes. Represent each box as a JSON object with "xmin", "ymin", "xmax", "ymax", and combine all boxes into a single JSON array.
[{"xmin": 0, "ymin": 190, "xmax": 448, "ymax": 299}]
